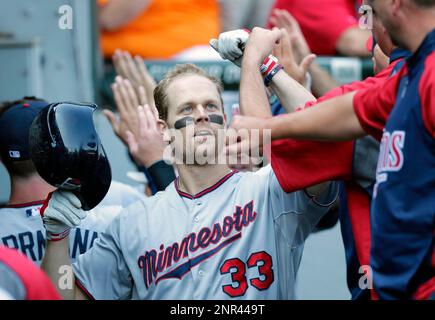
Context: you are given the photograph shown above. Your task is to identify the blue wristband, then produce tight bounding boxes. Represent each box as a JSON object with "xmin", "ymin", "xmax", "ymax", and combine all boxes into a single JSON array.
[{"xmin": 264, "ymin": 64, "xmax": 284, "ymax": 87}]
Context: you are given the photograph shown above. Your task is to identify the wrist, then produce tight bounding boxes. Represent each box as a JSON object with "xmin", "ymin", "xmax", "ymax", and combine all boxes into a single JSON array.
[
  {"xmin": 308, "ymin": 60, "xmax": 320, "ymax": 73},
  {"xmin": 45, "ymin": 228, "xmax": 71, "ymax": 241},
  {"xmin": 138, "ymin": 150, "xmax": 166, "ymax": 168},
  {"xmin": 269, "ymin": 67, "xmax": 286, "ymax": 85},
  {"xmin": 264, "ymin": 117, "xmax": 274, "ymax": 131},
  {"xmin": 260, "ymin": 55, "xmax": 278, "ymax": 76},
  {"xmin": 266, "ymin": 117, "xmax": 280, "ymax": 141},
  {"xmin": 242, "ymin": 53, "xmax": 262, "ymax": 70},
  {"xmin": 144, "ymin": 157, "xmax": 163, "ymax": 168},
  {"xmin": 261, "ymin": 55, "xmax": 283, "ymax": 87}
]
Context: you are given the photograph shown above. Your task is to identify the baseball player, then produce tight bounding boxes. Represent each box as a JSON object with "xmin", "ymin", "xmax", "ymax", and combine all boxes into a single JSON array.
[
  {"xmin": 226, "ymin": 0, "xmax": 435, "ymax": 299},
  {"xmin": 39, "ymin": 63, "xmax": 339, "ymax": 300},
  {"xmin": 0, "ymin": 98, "xmax": 145, "ymax": 264}
]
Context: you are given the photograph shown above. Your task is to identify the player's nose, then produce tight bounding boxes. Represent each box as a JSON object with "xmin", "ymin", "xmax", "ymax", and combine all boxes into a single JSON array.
[{"xmin": 194, "ymin": 105, "xmax": 210, "ymax": 124}]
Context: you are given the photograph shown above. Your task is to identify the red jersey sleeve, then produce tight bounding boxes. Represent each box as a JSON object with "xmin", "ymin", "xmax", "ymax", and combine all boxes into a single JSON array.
[
  {"xmin": 353, "ymin": 68, "xmax": 405, "ymax": 141},
  {"xmin": 271, "ymin": 138, "xmax": 353, "ymax": 192},
  {"xmin": 419, "ymin": 53, "xmax": 435, "ymax": 139}
]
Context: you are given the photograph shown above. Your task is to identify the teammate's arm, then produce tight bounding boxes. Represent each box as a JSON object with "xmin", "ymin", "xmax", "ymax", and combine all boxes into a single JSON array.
[
  {"xmin": 230, "ymin": 92, "xmax": 364, "ymax": 141},
  {"xmin": 269, "ymin": 69, "xmax": 316, "ymax": 113},
  {"xmin": 309, "ymin": 62, "xmax": 341, "ymax": 97},
  {"xmin": 232, "ymin": 63, "xmax": 403, "ymax": 144},
  {"xmin": 265, "ymin": 67, "xmax": 403, "ymax": 142},
  {"xmin": 267, "ymin": 91, "xmax": 365, "ymax": 141}
]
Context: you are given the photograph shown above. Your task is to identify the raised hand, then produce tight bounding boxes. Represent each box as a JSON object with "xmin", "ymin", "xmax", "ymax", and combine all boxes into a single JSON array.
[
  {"xmin": 209, "ymin": 29, "xmax": 250, "ymax": 67},
  {"xmin": 272, "ymin": 28, "xmax": 316, "ymax": 86},
  {"xmin": 125, "ymin": 105, "xmax": 167, "ymax": 168},
  {"xmin": 243, "ymin": 27, "xmax": 283, "ymax": 66},
  {"xmin": 269, "ymin": 9, "xmax": 312, "ymax": 64},
  {"xmin": 104, "ymin": 76, "xmax": 142, "ymax": 145},
  {"xmin": 225, "ymin": 115, "xmax": 271, "ymax": 170},
  {"xmin": 112, "ymin": 49, "xmax": 156, "ymax": 107}
]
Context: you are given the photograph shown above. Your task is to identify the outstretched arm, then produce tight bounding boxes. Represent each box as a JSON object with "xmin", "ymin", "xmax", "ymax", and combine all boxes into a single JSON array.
[
  {"xmin": 268, "ymin": 91, "xmax": 365, "ymax": 141},
  {"xmin": 231, "ymin": 91, "xmax": 364, "ymax": 141}
]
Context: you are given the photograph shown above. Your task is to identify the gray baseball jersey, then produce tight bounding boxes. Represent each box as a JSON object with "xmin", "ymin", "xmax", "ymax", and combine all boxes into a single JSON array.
[
  {"xmin": 0, "ymin": 181, "xmax": 145, "ymax": 264},
  {"xmin": 73, "ymin": 165, "xmax": 339, "ymax": 300}
]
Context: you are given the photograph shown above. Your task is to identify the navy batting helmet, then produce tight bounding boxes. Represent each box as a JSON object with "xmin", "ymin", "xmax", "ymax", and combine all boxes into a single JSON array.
[{"xmin": 29, "ymin": 102, "xmax": 112, "ymax": 210}]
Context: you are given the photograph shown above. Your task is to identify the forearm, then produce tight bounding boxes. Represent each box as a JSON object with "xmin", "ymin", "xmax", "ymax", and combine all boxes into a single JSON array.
[
  {"xmin": 309, "ymin": 62, "xmax": 340, "ymax": 97},
  {"xmin": 99, "ymin": 0, "xmax": 151, "ymax": 31},
  {"xmin": 268, "ymin": 91, "xmax": 365, "ymax": 141},
  {"xmin": 270, "ymin": 70, "xmax": 316, "ymax": 113},
  {"xmin": 239, "ymin": 60, "xmax": 272, "ymax": 118},
  {"xmin": 41, "ymin": 237, "xmax": 76, "ymax": 300}
]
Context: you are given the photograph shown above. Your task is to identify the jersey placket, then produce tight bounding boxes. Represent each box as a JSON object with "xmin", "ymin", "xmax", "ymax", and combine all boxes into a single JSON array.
[
  {"xmin": 187, "ymin": 195, "xmax": 206, "ymax": 299},
  {"xmin": 176, "ymin": 195, "xmax": 206, "ymax": 300}
]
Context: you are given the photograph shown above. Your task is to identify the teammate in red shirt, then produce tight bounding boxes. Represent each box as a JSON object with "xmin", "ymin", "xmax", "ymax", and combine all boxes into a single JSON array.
[{"xmin": 268, "ymin": 0, "xmax": 370, "ymax": 56}]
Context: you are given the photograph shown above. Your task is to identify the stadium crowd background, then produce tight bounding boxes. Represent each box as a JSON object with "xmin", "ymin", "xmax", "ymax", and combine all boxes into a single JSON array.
[{"xmin": 0, "ymin": 0, "xmax": 377, "ymax": 299}]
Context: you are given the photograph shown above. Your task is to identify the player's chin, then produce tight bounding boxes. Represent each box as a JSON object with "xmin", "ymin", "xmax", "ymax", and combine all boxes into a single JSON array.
[
  {"xmin": 192, "ymin": 135, "xmax": 219, "ymax": 151},
  {"xmin": 191, "ymin": 145, "xmax": 222, "ymax": 165},
  {"xmin": 193, "ymin": 135, "xmax": 210, "ymax": 144}
]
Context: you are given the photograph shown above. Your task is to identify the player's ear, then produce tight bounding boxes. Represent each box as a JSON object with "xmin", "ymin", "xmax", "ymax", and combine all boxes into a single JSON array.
[
  {"xmin": 157, "ymin": 119, "xmax": 166, "ymax": 133},
  {"xmin": 159, "ymin": 119, "xmax": 171, "ymax": 143}
]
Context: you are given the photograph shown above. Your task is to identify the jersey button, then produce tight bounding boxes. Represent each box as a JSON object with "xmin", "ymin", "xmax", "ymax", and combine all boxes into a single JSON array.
[
  {"xmin": 194, "ymin": 216, "xmax": 200, "ymax": 223},
  {"xmin": 198, "ymin": 270, "xmax": 204, "ymax": 278},
  {"xmin": 196, "ymin": 201, "xmax": 202, "ymax": 206}
]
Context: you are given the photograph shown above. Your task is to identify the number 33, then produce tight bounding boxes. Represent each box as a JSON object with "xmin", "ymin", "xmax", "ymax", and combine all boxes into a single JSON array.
[{"xmin": 220, "ymin": 251, "xmax": 274, "ymax": 297}]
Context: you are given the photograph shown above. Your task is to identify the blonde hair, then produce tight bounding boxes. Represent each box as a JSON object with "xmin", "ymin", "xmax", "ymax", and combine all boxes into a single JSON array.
[{"xmin": 154, "ymin": 63, "xmax": 224, "ymax": 121}]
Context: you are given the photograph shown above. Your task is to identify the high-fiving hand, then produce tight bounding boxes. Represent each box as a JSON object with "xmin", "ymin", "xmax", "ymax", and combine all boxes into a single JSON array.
[
  {"xmin": 104, "ymin": 76, "xmax": 143, "ymax": 145},
  {"xmin": 125, "ymin": 105, "xmax": 167, "ymax": 168},
  {"xmin": 225, "ymin": 115, "xmax": 271, "ymax": 170},
  {"xmin": 272, "ymin": 28, "xmax": 316, "ymax": 87},
  {"xmin": 112, "ymin": 49, "xmax": 156, "ymax": 107},
  {"xmin": 269, "ymin": 9, "xmax": 312, "ymax": 64}
]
